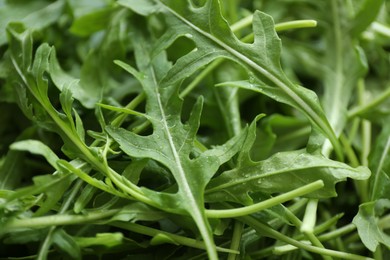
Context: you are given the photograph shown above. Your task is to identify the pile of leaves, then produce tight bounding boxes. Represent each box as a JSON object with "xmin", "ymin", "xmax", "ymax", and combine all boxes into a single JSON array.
[{"xmin": 1, "ymin": 0, "xmax": 389, "ymax": 259}]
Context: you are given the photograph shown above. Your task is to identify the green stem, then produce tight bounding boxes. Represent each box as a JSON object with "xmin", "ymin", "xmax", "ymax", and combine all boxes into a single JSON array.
[
  {"xmin": 275, "ymin": 20, "xmax": 317, "ymax": 31},
  {"xmin": 227, "ymin": 221, "xmax": 244, "ymax": 260},
  {"xmin": 348, "ymin": 85, "xmax": 390, "ymax": 119},
  {"xmin": 317, "ymin": 223, "xmax": 356, "ymax": 241},
  {"xmin": 301, "ymin": 199, "xmax": 318, "ymax": 233},
  {"xmin": 358, "ymin": 79, "xmax": 370, "ymax": 203},
  {"xmin": 339, "ymin": 134, "xmax": 360, "ymax": 167},
  {"xmin": 37, "ymin": 179, "xmax": 84, "ymax": 260},
  {"xmin": 206, "ymin": 180, "xmax": 324, "ymax": 218},
  {"xmin": 285, "ymin": 200, "xmax": 332, "ymax": 260},
  {"xmin": 230, "ymin": 15, "xmax": 317, "ymax": 33},
  {"xmin": 111, "ymin": 222, "xmax": 237, "ymax": 254},
  {"xmin": 242, "ymin": 215, "xmax": 373, "ymax": 260},
  {"xmin": 2, "ymin": 210, "xmax": 120, "ymax": 232}
]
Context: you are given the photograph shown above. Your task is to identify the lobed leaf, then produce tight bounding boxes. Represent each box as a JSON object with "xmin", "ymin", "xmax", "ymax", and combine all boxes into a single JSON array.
[
  {"xmin": 205, "ymin": 119, "xmax": 370, "ymax": 204},
  {"xmin": 353, "ymin": 199, "xmax": 390, "ymax": 252},
  {"xmin": 118, "ymin": 0, "xmax": 344, "ymax": 159},
  {"xmin": 106, "ymin": 20, "xmax": 251, "ymax": 258}
]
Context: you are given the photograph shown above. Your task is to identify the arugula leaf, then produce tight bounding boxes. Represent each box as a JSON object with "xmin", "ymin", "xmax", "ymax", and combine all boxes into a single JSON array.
[
  {"xmin": 106, "ymin": 23, "xmax": 246, "ymax": 258},
  {"xmin": 349, "ymin": 0, "xmax": 384, "ymax": 37},
  {"xmin": 2, "ymin": 0, "xmax": 390, "ymax": 258},
  {"xmin": 353, "ymin": 199, "xmax": 390, "ymax": 252},
  {"xmin": 368, "ymin": 123, "xmax": 390, "ymax": 200},
  {"xmin": 320, "ymin": 1, "xmax": 368, "ymax": 156},
  {"xmin": 0, "ymin": 0, "xmax": 64, "ymax": 46},
  {"xmin": 119, "ymin": 0, "xmax": 343, "ymax": 159},
  {"xmin": 205, "ymin": 119, "xmax": 370, "ymax": 204}
]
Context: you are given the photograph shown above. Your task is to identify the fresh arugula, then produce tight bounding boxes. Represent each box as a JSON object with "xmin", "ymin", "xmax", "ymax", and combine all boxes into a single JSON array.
[{"xmin": 0, "ymin": 0, "xmax": 389, "ymax": 259}]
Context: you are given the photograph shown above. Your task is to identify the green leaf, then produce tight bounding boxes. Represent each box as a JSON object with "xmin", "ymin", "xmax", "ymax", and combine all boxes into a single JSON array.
[
  {"xmin": 0, "ymin": 1, "xmax": 64, "ymax": 46},
  {"xmin": 151, "ymin": 233, "xmax": 180, "ymax": 246},
  {"xmin": 70, "ymin": 7, "xmax": 114, "ymax": 36},
  {"xmin": 49, "ymin": 49, "xmax": 101, "ymax": 109},
  {"xmin": 108, "ymin": 203, "xmax": 166, "ymax": 222},
  {"xmin": 349, "ymin": 0, "xmax": 384, "ymax": 37},
  {"xmin": 52, "ymin": 229, "xmax": 81, "ymax": 259},
  {"xmin": 205, "ymin": 118, "xmax": 370, "ymax": 204},
  {"xmin": 10, "ymin": 140, "xmax": 60, "ymax": 171},
  {"xmin": 74, "ymin": 233, "xmax": 124, "ymax": 248},
  {"xmin": 353, "ymin": 199, "xmax": 390, "ymax": 252},
  {"xmin": 122, "ymin": 0, "xmax": 342, "ymax": 159},
  {"xmin": 106, "ymin": 21, "xmax": 247, "ymax": 259},
  {"xmin": 117, "ymin": 0, "xmax": 159, "ymax": 16},
  {"xmin": 206, "ymin": 149, "xmax": 370, "ymax": 203},
  {"xmin": 368, "ymin": 123, "xmax": 390, "ymax": 200},
  {"xmin": 321, "ymin": 2, "xmax": 368, "ymax": 155}
]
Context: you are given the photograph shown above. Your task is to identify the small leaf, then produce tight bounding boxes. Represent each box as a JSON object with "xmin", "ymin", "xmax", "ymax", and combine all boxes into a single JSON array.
[
  {"xmin": 350, "ymin": 0, "xmax": 384, "ymax": 37},
  {"xmin": 50, "ymin": 49, "xmax": 100, "ymax": 109},
  {"xmin": 10, "ymin": 140, "xmax": 60, "ymax": 171},
  {"xmin": 0, "ymin": 1, "xmax": 64, "ymax": 46},
  {"xmin": 74, "ymin": 233, "xmax": 124, "ymax": 248},
  {"xmin": 52, "ymin": 229, "xmax": 81, "ymax": 259},
  {"xmin": 353, "ymin": 199, "xmax": 390, "ymax": 252},
  {"xmin": 151, "ymin": 233, "xmax": 179, "ymax": 246},
  {"xmin": 118, "ymin": 0, "xmax": 160, "ymax": 16},
  {"xmin": 70, "ymin": 7, "xmax": 114, "ymax": 36},
  {"xmin": 108, "ymin": 203, "xmax": 166, "ymax": 223}
]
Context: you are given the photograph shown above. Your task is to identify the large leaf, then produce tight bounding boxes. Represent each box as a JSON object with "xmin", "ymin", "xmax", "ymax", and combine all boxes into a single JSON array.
[
  {"xmin": 206, "ymin": 150, "xmax": 370, "ymax": 203},
  {"xmin": 205, "ymin": 117, "xmax": 370, "ymax": 204},
  {"xmin": 118, "ymin": 0, "xmax": 343, "ymax": 159},
  {"xmin": 106, "ymin": 24, "xmax": 247, "ymax": 259},
  {"xmin": 320, "ymin": 2, "xmax": 368, "ymax": 156}
]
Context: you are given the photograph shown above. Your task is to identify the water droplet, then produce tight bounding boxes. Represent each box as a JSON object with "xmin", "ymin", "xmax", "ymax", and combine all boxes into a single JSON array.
[
  {"xmin": 243, "ymin": 173, "xmax": 251, "ymax": 178},
  {"xmin": 248, "ymin": 72, "xmax": 256, "ymax": 84}
]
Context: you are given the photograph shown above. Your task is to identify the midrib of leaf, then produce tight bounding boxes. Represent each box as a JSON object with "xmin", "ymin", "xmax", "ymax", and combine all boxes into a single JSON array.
[
  {"xmin": 322, "ymin": 0, "xmax": 345, "ymax": 157},
  {"xmin": 161, "ymin": 3, "xmax": 342, "ymax": 160},
  {"xmin": 148, "ymin": 63, "xmax": 218, "ymax": 259}
]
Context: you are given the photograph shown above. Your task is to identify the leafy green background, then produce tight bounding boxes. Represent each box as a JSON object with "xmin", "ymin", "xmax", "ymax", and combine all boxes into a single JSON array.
[{"xmin": 0, "ymin": 0, "xmax": 389, "ymax": 259}]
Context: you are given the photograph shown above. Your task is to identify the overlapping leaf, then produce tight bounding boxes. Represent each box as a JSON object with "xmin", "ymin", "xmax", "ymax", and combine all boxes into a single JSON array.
[
  {"xmin": 353, "ymin": 199, "xmax": 390, "ymax": 252},
  {"xmin": 119, "ymin": 0, "xmax": 343, "ymax": 159},
  {"xmin": 105, "ymin": 24, "xmax": 248, "ymax": 258},
  {"xmin": 205, "ymin": 117, "xmax": 370, "ymax": 204},
  {"xmin": 321, "ymin": 2, "xmax": 368, "ymax": 156}
]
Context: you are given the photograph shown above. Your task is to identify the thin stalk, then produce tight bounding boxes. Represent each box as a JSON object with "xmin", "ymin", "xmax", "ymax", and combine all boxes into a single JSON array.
[
  {"xmin": 242, "ymin": 215, "xmax": 373, "ymax": 260},
  {"xmin": 285, "ymin": 201, "xmax": 332, "ymax": 260},
  {"xmin": 358, "ymin": 79, "xmax": 371, "ymax": 203},
  {"xmin": 111, "ymin": 92, "xmax": 146, "ymax": 127},
  {"xmin": 111, "ymin": 222, "xmax": 238, "ymax": 254},
  {"xmin": 227, "ymin": 221, "xmax": 244, "ymax": 260},
  {"xmin": 370, "ymin": 135, "xmax": 390, "ymax": 201},
  {"xmin": 339, "ymin": 134, "xmax": 360, "ymax": 167},
  {"xmin": 2, "ymin": 209, "xmax": 120, "ymax": 231},
  {"xmin": 348, "ymin": 85, "xmax": 390, "ymax": 119},
  {"xmin": 206, "ymin": 180, "xmax": 324, "ymax": 218},
  {"xmin": 317, "ymin": 223, "xmax": 356, "ymax": 241},
  {"xmin": 37, "ymin": 179, "xmax": 84, "ymax": 260},
  {"xmin": 321, "ymin": 0, "xmax": 345, "ymax": 159},
  {"xmin": 301, "ymin": 199, "xmax": 319, "ymax": 234}
]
